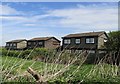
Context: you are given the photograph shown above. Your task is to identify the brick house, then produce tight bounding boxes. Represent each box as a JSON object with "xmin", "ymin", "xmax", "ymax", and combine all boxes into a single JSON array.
[
  {"xmin": 5, "ymin": 39, "xmax": 27, "ymax": 50},
  {"xmin": 27, "ymin": 37, "xmax": 61, "ymax": 49},
  {"xmin": 62, "ymin": 31, "xmax": 108, "ymax": 51}
]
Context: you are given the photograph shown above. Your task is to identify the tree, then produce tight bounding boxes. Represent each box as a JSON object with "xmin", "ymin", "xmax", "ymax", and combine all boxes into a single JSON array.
[
  {"xmin": 105, "ymin": 31, "xmax": 120, "ymax": 66},
  {"xmin": 106, "ymin": 31, "xmax": 120, "ymax": 51}
]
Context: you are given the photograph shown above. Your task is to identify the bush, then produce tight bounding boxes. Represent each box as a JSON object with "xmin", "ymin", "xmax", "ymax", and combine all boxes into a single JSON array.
[
  {"xmin": 1, "ymin": 48, "xmax": 53, "ymax": 60},
  {"xmin": 28, "ymin": 48, "xmax": 54, "ymax": 61},
  {"xmin": 1, "ymin": 48, "xmax": 109, "ymax": 64},
  {"xmin": 1, "ymin": 48, "xmax": 20, "ymax": 57},
  {"xmin": 20, "ymin": 50, "xmax": 31, "ymax": 59}
]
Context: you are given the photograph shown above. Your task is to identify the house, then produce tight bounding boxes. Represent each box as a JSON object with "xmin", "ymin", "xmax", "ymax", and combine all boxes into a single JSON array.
[
  {"xmin": 62, "ymin": 31, "xmax": 108, "ymax": 51},
  {"xmin": 5, "ymin": 39, "xmax": 27, "ymax": 50},
  {"xmin": 27, "ymin": 37, "xmax": 61, "ymax": 49}
]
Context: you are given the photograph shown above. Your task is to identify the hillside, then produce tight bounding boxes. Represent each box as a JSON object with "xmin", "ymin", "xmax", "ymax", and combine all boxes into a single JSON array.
[{"xmin": 2, "ymin": 56, "xmax": 120, "ymax": 83}]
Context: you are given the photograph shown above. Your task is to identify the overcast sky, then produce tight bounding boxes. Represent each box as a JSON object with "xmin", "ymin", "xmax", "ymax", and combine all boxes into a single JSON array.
[{"xmin": 1, "ymin": 2, "xmax": 118, "ymax": 46}]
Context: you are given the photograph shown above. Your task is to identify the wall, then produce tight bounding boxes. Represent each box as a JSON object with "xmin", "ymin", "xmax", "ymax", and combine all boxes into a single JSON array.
[
  {"xmin": 5, "ymin": 42, "xmax": 17, "ymax": 50},
  {"xmin": 98, "ymin": 34, "xmax": 107, "ymax": 49},
  {"xmin": 62, "ymin": 36, "xmax": 98, "ymax": 50},
  {"xmin": 17, "ymin": 41, "xmax": 27, "ymax": 49},
  {"xmin": 27, "ymin": 40, "xmax": 44, "ymax": 49},
  {"xmin": 44, "ymin": 38, "xmax": 60, "ymax": 49}
]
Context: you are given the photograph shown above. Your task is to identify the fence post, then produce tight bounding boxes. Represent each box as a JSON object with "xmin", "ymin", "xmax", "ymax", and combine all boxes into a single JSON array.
[{"xmin": 27, "ymin": 67, "xmax": 43, "ymax": 83}]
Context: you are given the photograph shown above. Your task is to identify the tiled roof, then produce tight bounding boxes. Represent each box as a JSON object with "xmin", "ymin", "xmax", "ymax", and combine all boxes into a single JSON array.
[
  {"xmin": 29, "ymin": 37, "xmax": 60, "ymax": 42},
  {"xmin": 29, "ymin": 37, "xmax": 53, "ymax": 41},
  {"xmin": 63, "ymin": 31, "xmax": 106, "ymax": 38},
  {"xmin": 6, "ymin": 39, "xmax": 27, "ymax": 43}
]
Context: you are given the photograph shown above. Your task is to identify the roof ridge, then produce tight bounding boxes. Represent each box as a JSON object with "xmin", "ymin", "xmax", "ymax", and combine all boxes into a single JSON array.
[
  {"xmin": 6, "ymin": 39, "xmax": 27, "ymax": 43},
  {"xmin": 63, "ymin": 31, "xmax": 106, "ymax": 38},
  {"xmin": 29, "ymin": 37, "xmax": 54, "ymax": 41},
  {"xmin": 32, "ymin": 37, "xmax": 53, "ymax": 38},
  {"xmin": 75, "ymin": 31, "xmax": 105, "ymax": 34}
]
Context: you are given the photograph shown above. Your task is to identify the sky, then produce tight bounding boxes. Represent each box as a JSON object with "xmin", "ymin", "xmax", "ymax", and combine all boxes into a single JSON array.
[
  {"xmin": 1, "ymin": 2, "xmax": 119, "ymax": 46},
  {"xmin": 2, "ymin": 0, "xmax": 120, "ymax": 2}
]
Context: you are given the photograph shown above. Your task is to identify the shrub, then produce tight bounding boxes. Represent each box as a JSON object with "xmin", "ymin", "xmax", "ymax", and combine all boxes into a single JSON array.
[
  {"xmin": 1, "ymin": 48, "xmax": 53, "ymax": 60},
  {"xmin": 28, "ymin": 48, "xmax": 54, "ymax": 61},
  {"xmin": 1, "ymin": 48, "xmax": 20, "ymax": 57},
  {"xmin": 20, "ymin": 50, "xmax": 31, "ymax": 59}
]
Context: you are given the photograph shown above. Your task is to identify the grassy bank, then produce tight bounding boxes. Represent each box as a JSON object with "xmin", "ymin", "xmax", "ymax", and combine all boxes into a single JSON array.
[{"xmin": 2, "ymin": 56, "xmax": 120, "ymax": 83}]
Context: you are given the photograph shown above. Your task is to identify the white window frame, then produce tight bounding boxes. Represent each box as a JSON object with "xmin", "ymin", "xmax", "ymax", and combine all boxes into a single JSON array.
[
  {"xmin": 28, "ymin": 42, "xmax": 31, "ymax": 45},
  {"xmin": 64, "ymin": 39, "xmax": 71, "ymax": 44},
  {"xmin": 33, "ymin": 42, "xmax": 36, "ymax": 45},
  {"xmin": 86, "ymin": 38, "xmax": 95, "ymax": 43},
  {"xmin": 13, "ymin": 43, "xmax": 16, "ymax": 46},
  {"xmin": 104, "ymin": 39, "xmax": 107, "ymax": 42},
  {"xmin": 6, "ymin": 43, "xmax": 9, "ymax": 46},
  {"xmin": 75, "ymin": 39, "xmax": 81, "ymax": 44},
  {"xmin": 10, "ymin": 43, "xmax": 12, "ymax": 46},
  {"xmin": 38, "ymin": 42, "xmax": 43, "ymax": 45}
]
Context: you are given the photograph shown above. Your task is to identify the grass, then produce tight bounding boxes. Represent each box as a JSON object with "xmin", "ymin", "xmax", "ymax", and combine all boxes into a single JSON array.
[
  {"xmin": 1, "ymin": 47, "xmax": 120, "ymax": 83},
  {"xmin": 2, "ymin": 56, "xmax": 63, "ymax": 74},
  {"xmin": 2, "ymin": 56, "xmax": 92, "ymax": 82},
  {"xmin": 2, "ymin": 56, "xmax": 120, "ymax": 83}
]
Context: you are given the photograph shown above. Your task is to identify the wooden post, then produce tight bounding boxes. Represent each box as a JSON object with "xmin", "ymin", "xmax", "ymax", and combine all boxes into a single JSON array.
[{"xmin": 27, "ymin": 67, "xmax": 43, "ymax": 83}]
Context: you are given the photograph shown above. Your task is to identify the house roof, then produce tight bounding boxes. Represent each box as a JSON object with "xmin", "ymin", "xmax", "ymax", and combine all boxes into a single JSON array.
[
  {"xmin": 62, "ymin": 31, "xmax": 107, "ymax": 38},
  {"xmin": 29, "ymin": 37, "xmax": 61, "ymax": 42},
  {"xmin": 6, "ymin": 39, "xmax": 27, "ymax": 43}
]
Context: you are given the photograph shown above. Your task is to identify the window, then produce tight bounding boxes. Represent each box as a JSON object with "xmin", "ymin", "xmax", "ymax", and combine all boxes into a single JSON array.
[
  {"xmin": 6, "ymin": 43, "xmax": 9, "ymax": 46},
  {"xmin": 86, "ymin": 38, "xmax": 94, "ymax": 43},
  {"xmin": 38, "ymin": 42, "xmax": 43, "ymax": 45},
  {"xmin": 10, "ymin": 44, "xmax": 12, "ymax": 46},
  {"xmin": 64, "ymin": 39, "xmax": 71, "ymax": 44},
  {"xmin": 13, "ymin": 43, "xmax": 16, "ymax": 46},
  {"xmin": 28, "ymin": 42, "xmax": 31, "ymax": 45},
  {"xmin": 33, "ymin": 42, "xmax": 36, "ymax": 45},
  {"xmin": 104, "ymin": 39, "xmax": 107, "ymax": 42},
  {"xmin": 75, "ymin": 39, "xmax": 80, "ymax": 44}
]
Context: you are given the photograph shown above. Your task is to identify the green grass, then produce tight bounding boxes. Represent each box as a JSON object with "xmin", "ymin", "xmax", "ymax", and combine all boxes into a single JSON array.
[
  {"xmin": 2, "ymin": 56, "xmax": 64, "ymax": 74},
  {"xmin": 2, "ymin": 56, "xmax": 120, "ymax": 83},
  {"xmin": 2, "ymin": 55, "xmax": 92, "ymax": 74},
  {"xmin": 2, "ymin": 56, "xmax": 92, "ymax": 82}
]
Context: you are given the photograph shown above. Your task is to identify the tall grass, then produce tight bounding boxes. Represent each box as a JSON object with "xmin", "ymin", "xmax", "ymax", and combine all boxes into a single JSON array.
[{"xmin": 1, "ymin": 47, "xmax": 120, "ymax": 83}]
